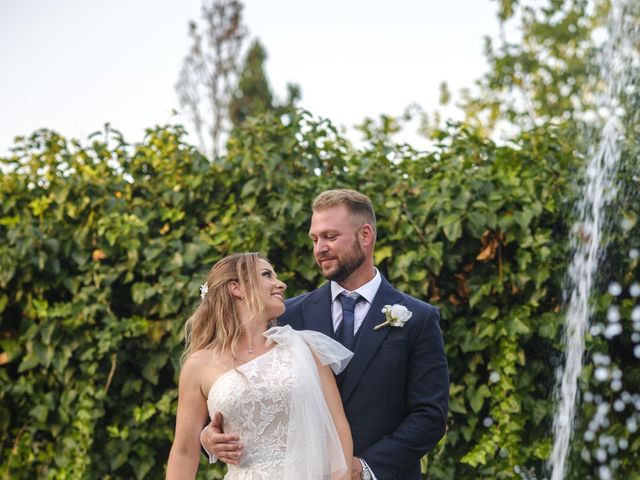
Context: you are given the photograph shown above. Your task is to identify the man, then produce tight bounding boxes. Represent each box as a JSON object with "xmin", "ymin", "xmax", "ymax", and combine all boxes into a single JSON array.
[{"xmin": 202, "ymin": 189, "xmax": 449, "ymax": 479}]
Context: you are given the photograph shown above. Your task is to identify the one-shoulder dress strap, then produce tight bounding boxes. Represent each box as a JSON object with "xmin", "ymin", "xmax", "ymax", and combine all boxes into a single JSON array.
[{"xmin": 263, "ymin": 325, "xmax": 353, "ymax": 374}]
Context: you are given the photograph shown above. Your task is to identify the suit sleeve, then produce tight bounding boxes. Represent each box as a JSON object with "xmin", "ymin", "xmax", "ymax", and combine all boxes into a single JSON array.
[{"xmin": 360, "ymin": 305, "xmax": 449, "ymax": 478}]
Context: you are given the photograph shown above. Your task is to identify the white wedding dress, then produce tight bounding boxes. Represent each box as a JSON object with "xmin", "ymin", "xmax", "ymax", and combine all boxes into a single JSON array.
[{"xmin": 207, "ymin": 325, "xmax": 353, "ymax": 480}]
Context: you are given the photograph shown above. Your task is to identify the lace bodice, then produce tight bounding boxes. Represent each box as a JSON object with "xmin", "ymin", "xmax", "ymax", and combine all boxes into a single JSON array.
[
  {"xmin": 208, "ymin": 346, "xmax": 296, "ymax": 479},
  {"xmin": 206, "ymin": 326, "xmax": 353, "ymax": 480}
]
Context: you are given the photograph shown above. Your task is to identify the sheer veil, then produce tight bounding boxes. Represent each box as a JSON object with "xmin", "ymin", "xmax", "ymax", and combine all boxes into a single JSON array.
[{"xmin": 264, "ymin": 326, "xmax": 353, "ymax": 479}]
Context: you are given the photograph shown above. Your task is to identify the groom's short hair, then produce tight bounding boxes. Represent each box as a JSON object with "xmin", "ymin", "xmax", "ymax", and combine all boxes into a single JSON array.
[{"xmin": 312, "ymin": 189, "xmax": 376, "ymax": 234}]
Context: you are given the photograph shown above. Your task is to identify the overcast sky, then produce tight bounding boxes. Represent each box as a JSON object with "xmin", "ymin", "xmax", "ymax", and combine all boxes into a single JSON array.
[{"xmin": 0, "ymin": 0, "xmax": 499, "ymax": 155}]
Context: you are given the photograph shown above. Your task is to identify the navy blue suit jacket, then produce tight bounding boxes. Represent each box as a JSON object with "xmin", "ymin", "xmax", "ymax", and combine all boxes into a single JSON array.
[{"xmin": 279, "ymin": 276, "xmax": 448, "ymax": 480}]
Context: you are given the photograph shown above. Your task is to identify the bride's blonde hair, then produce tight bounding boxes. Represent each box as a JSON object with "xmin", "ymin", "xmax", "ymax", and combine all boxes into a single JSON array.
[{"xmin": 183, "ymin": 252, "xmax": 269, "ymax": 362}]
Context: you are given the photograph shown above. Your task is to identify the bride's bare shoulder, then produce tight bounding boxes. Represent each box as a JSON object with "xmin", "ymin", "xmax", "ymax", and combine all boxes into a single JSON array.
[
  {"xmin": 182, "ymin": 348, "xmax": 223, "ymax": 371},
  {"xmin": 182, "ymin": 348, "xmax": 234, "ymax": 396},
  {"xmin": 179, "ymin": 349, "xmax": 227, "ymax": 395}
]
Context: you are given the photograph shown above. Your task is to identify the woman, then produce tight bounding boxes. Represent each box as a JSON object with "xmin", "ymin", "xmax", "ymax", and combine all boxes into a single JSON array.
[{"xmin": 166, "ymin": 252, "xmax": 353, "ymax": 479}]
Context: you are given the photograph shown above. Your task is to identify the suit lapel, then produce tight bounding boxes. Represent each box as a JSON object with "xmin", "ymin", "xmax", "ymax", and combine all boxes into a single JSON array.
[
  {"xmin": 339, "ymin": 276, "xmax": 404, "ymax": 402},
  {"xmin": 301, "ymin": 283, "xmax": 335, "ymax": 338}
]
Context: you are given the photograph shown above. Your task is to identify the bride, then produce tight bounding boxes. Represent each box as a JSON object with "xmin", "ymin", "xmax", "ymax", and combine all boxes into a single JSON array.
[{"xmin": 166, "ymin": 252, "xmax": 353, "ymax": 479}]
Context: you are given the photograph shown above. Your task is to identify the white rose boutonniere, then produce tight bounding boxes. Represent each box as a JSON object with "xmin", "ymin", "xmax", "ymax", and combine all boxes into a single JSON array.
[{"xmin": 374, "ymin": 304, "xmax": 413, "ymax": 330}]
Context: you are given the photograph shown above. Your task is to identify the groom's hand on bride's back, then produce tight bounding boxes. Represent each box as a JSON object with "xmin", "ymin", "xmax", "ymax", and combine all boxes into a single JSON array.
[{"xmin": 201, "ymin": 411, "xmax": 244, "ymax": 465}]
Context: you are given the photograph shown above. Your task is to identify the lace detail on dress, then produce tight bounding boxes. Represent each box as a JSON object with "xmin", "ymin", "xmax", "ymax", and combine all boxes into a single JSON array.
[
  {"xmin": 207, "ymin": 326, "xmax": 352, "ymax": 480},
  {"xmin": 208, "ymin": 346, "xmax": 297, "ymax": 480}
]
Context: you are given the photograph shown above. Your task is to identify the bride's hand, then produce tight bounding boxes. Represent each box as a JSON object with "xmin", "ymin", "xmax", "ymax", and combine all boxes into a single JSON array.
[{"xmin": 201, "ymin": 412, "xmax": 244, "ymax": 465}]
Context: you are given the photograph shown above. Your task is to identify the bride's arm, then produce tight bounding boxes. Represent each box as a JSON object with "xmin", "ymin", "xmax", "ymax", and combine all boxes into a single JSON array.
[
  {"xmin": 316, "ymin": 360, "xmax": 353, "ymax": 480},
  {"xmin": 166, "ymin": 355, "xmax": 210, "ymax": 480}
]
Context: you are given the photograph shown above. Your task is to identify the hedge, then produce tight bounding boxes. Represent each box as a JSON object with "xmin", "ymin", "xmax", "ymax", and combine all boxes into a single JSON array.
[{"xmin": 1, "ymin": 111, "xmax": 637, "ymax": 478}]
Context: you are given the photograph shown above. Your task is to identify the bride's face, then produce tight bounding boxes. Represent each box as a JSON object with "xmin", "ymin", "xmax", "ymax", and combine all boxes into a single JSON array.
[{"xmin": 256, "ymin": 259, "xmax": 286, "ymax": 319}]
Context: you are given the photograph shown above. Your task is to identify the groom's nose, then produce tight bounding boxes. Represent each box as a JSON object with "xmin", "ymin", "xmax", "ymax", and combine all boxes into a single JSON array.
[{"xmin": 314, "ymin": 238, "xmax": 328, "ymax": 254}]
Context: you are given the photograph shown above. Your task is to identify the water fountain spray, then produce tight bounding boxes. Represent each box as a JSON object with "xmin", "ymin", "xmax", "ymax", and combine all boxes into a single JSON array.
[{"xmin": 549, "ymin": 1, "xmax": 639, "ymax": 478}]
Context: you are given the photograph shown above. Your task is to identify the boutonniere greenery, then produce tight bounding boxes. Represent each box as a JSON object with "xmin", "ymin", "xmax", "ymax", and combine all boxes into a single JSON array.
[{"xmin": 374, "ymin": 304, "xmax": 412, "ymax": 330}]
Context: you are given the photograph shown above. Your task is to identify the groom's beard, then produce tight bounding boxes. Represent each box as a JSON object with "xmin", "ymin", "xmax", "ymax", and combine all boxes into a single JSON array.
[{"xmin": 323, "ymin": 237, "xmax": 366, "ymax": 283}]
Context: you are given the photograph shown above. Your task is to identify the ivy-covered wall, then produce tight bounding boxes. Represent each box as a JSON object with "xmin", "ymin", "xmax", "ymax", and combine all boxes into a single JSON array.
[{"xmin": 1, "ymin": 113, "xmax": 636, "ymax": 479}]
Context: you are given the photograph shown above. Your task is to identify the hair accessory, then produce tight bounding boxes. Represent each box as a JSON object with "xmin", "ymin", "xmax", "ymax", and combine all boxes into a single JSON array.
[{"xmin": 200, "ymin": 282, "xmax": 208, "ymax": 299}]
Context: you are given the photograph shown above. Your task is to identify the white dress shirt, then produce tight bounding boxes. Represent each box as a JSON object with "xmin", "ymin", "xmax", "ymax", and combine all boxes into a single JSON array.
[{"xmin": 330, "ymin": 269, "xmax": 382, "ymax": 335}]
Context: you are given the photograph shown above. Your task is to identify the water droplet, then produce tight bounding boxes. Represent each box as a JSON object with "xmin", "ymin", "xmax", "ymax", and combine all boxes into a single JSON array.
[
  {"xmin": 581, "ymin": 448, "xmax": 591, "ymax": 462},
  {"xmin": 483, "ymin": 417, "xmax": 493, "ymax": 427},
  {"xmin": 595, "ymin": 367, "xmax": 609, "ymax": 381},
  {"xmin": 595, "ymin": 448, "xmax": 607, "ymax": 463},
  {"xmin": 634, "ymin": 345, "xmax": 640, "ymax": 358},
  {"xmin": 630, "ymin": 248, "xmax": 640, "ymax": 260},
  {"xmin": 593, "ymin": 353, "xmax": 611, "ymax": 365},
  {"xmin": 280, "ymin": 114, "xmax": 291, "ymax": 126},
  {"xmin": 614, "ymin": 399, "xmax": 625, "ymax": 411},
  {"xmin": 631, "ymin": 306, "xmax": 640, "ymax": 322},
  {"xmin": 630, "ymin": 283, "xmax": 640, "ymax": 297},
  {"xmin": 612, "ymin": 369, "xmax": 622, "ymax": 380},
  {"xmin": 598, "ymin": 465, "xmax": 612, "ymax": 479},
  {"xmin": 583, "ymin": 109, "xmax": 598, "ymax": 123},
  {"xmin": 608, "ymin": 282, "xmax": 622, "ymax": 296},
  {"xmin": 598, "ymin": 435, "xmax": 610, "ymax": 448},
  {"xmin": 584, "ymin": 429, "xmax": 596, "ymax": 441},
  {"xmin": 627, "ymin": 417, "xmax": 638, "ymax": 433},
  {"xmin": 604, "ymin": 323, "xmax": 622, "ymax": 338},
  {"xmin": 619, "ymin": 438, "xmax": 628, "ymax": 449},
  {"xmin": 611, "ymin": 379, "xmax": 622, "ymax": 391},
  {"xmin": 591, "ymin": 324, "xmax": 603, "ymax": 336},
  {"xmin": 585, "ymin": 391, "xmax": 594, "ymax": 402},
  {"xmin": 607, "ymin": 306, "xmax": 620, "ymax": 322}
]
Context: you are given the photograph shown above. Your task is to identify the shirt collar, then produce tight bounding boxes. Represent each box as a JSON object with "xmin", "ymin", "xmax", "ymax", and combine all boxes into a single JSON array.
[{"xmin": 330, "ymin": 268, "xmax": 381, "ymax": 304}]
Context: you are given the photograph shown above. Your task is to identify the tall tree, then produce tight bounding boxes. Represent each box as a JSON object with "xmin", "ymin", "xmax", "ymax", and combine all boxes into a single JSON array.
[
  {"xmin": 228, "ymin": 39, "xmax": 274, "ymax": 127},
  {"xmin": 176, "ymin": 0, "xmax": 247, "ymax": 159},
  {"xmin": 229, "ymin": 39, "xmax": 302, "ymax": 131}
]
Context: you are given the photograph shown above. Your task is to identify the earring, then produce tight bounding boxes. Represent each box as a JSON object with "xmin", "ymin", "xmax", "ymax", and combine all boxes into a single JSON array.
[{"xmin": 240, "ymin": 296, "xmax": 244, "ymax": 300}]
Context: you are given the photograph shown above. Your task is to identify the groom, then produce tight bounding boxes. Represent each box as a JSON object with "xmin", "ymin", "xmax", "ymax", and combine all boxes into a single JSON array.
[{"xmin": 203, "ymin": 189, "xmax": 449, "ymax": 479}]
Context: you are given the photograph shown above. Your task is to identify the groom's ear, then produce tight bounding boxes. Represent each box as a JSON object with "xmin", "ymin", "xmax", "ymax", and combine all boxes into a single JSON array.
[{"xmin": 359, "ymin": 223, "xmax": 375, "ymax": 247}]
